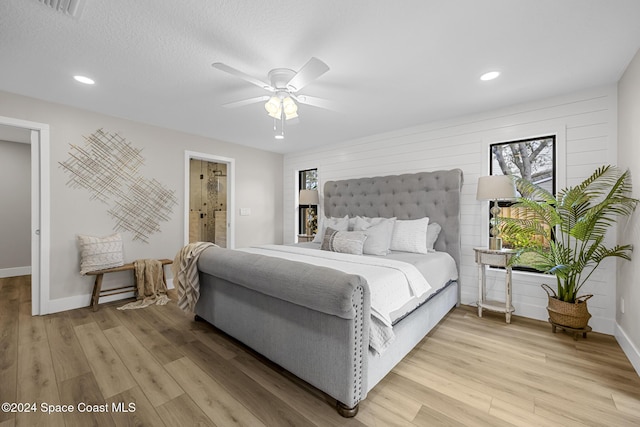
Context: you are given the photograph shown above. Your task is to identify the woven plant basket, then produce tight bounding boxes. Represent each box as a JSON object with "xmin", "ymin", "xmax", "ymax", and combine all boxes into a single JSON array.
[{"xmin": 542, "ymin": 284, "xmax": 592, "ymax": 329}]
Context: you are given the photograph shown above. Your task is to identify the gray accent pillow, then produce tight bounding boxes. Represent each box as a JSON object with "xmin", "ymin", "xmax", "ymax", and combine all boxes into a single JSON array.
[
  {"xmin": 321, "ymin": 227, "xmax": 368, "ymax": 255},
  {"xmin": 353, "ymin": 217, "xmax": 396, "ymax": 255},
  {"xmin": 426, "ymin": 222, "xmax": 442, "ymax": 252}
]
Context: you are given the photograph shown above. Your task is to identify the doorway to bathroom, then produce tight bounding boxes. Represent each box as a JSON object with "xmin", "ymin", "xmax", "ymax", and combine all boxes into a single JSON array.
[{"xmin": 184, "ymin": 151, "xmax": 235, "ymax": 248}]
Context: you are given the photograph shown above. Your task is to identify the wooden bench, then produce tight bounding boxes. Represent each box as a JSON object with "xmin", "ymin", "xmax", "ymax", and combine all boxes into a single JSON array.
[{"xmin": 86, "ymin": 259, "xmax": 173, "ymax": 311}]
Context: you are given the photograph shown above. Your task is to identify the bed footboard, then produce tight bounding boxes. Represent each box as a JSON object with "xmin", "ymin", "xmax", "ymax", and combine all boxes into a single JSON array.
[{"xmin": 195, "ymin": 247, "xmax": 371, "ymax": 413}]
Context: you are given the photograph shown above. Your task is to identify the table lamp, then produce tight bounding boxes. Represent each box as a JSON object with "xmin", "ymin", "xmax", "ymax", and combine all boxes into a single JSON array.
[
  {"xmin": 299, "ymin": 189, "xmax": 319, "ymax": 236},
  {"xmin": 476, "ymin": 175, "xmax": 516, "ymax": 250}
]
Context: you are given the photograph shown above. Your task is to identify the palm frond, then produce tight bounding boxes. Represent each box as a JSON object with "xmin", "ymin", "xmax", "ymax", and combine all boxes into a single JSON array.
[{"xmin": 501, "ymin": 165, "xmax": 638, "ymax": 303}]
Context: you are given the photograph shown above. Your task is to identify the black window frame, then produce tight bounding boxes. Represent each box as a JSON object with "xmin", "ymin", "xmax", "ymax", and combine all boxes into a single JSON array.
[
  {"xmin": 298, "ymin": 168, "xmax": 318, "ymax": 235},
  {"xmin": 489, "ymin": 135, "xmax": 556, "ymax": 272}
]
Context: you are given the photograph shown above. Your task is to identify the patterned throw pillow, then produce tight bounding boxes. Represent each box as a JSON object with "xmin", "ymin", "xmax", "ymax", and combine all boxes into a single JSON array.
[
  {"xmin": 77, "ymin": 233, "xmax": 124, "ymax": 275},
  {"xmin": 321, "ymin": 227, "xmax": 368, "ymax": 255}
]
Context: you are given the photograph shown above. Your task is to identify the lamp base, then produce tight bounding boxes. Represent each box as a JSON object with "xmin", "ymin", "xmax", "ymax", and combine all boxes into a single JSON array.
[{"xmin": 489, "ymin": 237, "xmax": 503, "ymax": 251}]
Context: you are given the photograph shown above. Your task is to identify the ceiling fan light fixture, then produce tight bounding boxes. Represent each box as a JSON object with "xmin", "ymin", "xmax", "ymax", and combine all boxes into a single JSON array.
[
  {"xmin": 284, "ymin": 110, "xmax": 298, "ymax": 120},
  {"xmin": 282, "ymin": 96, "xmax": 298, "ymax": 119},
  {"xmin": 265, "ymin": 96, "xmax": 281, "ymax": 114},
  {"xmin": 267, "ymin": 108, "xmax": 282, "ymax": 119},
  {"xmin": 213, "ymin": 57, "xmax": 330, "ymax": 135}
]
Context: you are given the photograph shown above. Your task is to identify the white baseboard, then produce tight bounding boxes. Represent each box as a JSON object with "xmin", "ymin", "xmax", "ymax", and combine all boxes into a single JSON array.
[
  {"xmin": 0, "ymin": 266, "xmax": 31, "ymax": 278},
  {"xmin": 47, "ymin": 291, "xmax": 136, "ymax": 314},
  {"xmin": 460, "ymin": 292, "xmax": 615, "ymax": 335},
  {"xmin": 46, "ymin": 278, "xmax": 174, "ymax": 314},
  {"xmin": 615, "ymin": 323, "xmax": 640, "ymax": 377}
]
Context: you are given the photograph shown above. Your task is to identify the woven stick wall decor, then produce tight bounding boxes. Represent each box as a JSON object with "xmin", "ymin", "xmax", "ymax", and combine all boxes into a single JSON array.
[{"xmin": 59, "ymin": 128, "xmax": 178, "ymax": 242}]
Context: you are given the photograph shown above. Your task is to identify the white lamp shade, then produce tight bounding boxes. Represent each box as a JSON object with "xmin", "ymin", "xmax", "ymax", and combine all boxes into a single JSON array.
[
  {"xmin": 265, "ymin": 96, "xmax": 282, "ymax": 118},
  {"xmin": 299, "ymin": 189, "xmax": 319, "ymax": 205},
  {"xmin": 282, "ymin": 97, "xmax": 297, "ymax": 114},
  {"xmin": 476, "ymin": 175, "xmax": 516, "ymax": 201},
  {"xmin": 282, "ymin": 97, "xmax": 298, "ymax": 120}
]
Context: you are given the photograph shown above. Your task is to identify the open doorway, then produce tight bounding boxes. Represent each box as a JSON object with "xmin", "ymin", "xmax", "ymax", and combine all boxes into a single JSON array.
[
  {"xmin": 184, "ymin": 151, "xmax": 235, "ymax": 248},
  {"xmin": 0, "ymin": 117, "xmax": 50, "ymax": 315},
  {"xmin": 189, "ymin": 159, "xmax": 227, "ymax": 247},
  {"xmin": 0, "ymin": 137, "xmax": 31, "ymax": 276}
]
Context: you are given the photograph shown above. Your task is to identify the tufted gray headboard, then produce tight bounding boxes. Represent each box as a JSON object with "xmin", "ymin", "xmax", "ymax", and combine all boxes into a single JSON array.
[{"xmin": 323, "ymin": 169, "xmax": 464, "ymax": 269}]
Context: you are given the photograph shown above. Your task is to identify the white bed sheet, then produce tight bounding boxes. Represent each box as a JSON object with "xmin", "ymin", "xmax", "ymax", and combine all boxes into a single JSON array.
[
  {"xmin": 238, "ymin": 243, "xmax": 458, "ymax": 353},
  {"xmin": 293, "ymin": 242, "xmax": 458, "ymax": 324},
  {"xmin": 384, "ymin": 250, "xmax": 458, "ymax": 323}
]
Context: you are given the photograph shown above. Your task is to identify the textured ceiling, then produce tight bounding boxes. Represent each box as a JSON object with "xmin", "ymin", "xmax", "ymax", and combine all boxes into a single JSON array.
[{"xmin": 1, "ymin": 0, "xmax": 639, "ymax": 153}]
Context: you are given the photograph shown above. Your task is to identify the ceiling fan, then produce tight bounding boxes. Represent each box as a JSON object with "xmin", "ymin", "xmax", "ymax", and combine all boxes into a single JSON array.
[{"xmin": 212, "ymin": 57, "xmax": 331, "ymax": 138}]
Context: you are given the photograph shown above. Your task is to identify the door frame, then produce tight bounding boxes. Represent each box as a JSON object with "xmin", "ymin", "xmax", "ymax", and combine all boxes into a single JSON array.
[
  {"xmin": 0, "ymin": 115, "xmax": 50, "ymax": 315},
  {"xmin": 184, "ymin": 151, "xmax": 235, "ymax": 248}
]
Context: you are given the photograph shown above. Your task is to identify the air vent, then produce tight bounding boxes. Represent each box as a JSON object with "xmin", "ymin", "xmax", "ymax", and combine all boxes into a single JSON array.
[{"xmin": 36, "ymin": 0, "xmax": 86, "ymax": 18}]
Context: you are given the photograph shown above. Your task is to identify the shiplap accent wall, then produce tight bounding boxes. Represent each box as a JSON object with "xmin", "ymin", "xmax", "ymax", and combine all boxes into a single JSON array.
[{"xmin": 284, "ymin": 85, "xmax": 618, "ymax": 334}]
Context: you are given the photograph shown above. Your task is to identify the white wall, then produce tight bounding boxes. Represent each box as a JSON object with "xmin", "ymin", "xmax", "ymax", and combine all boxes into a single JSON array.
[
  {"xmin": 284, "ymin": 85, "xmax": 619, "ymax": 334},
  {"xmin": 0, "ymin": 139, "xmax": 31, "ymax": 272},
  {"xmin": 617, "ymin": 48, "xmax": 640, "ymax": 372},
  {"xmin": 0, "ymin": 90, "xmax": 283, "ymax": 311}
]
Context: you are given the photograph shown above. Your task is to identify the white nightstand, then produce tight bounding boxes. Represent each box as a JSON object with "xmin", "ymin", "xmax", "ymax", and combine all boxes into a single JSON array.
[{"xmin": 474, "ymin": 247, "xmax": 516, "ymax": 323}]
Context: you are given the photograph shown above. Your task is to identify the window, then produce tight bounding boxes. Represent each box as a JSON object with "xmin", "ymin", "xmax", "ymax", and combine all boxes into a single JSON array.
[
  {"xmin": 298, "ymin": 168, "xmax": 318, "ymax": 235},
  {"xmin": 490, "ymin": 136, "xmax": 556, "ymax": 268}
]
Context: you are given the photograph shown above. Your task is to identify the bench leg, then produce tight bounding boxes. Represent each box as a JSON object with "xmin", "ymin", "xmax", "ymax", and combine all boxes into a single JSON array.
[
  {"xmin": 162, "ymin": 265, "xmax": 168, "ymax": 288},
  {"xmin": 91, "ymin": 274, "xmax": 104, "ymax": 312}
]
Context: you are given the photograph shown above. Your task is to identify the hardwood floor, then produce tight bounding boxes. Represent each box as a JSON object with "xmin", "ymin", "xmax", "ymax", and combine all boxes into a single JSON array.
[{"xmin": 1, "ymin": 275, "xmax": 639, "ymax": 426}]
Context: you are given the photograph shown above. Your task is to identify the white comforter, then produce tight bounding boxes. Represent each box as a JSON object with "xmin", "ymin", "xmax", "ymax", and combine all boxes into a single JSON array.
[{"xmin": 238, "ymin": 245, "xmax": 432, "ymax": 354}]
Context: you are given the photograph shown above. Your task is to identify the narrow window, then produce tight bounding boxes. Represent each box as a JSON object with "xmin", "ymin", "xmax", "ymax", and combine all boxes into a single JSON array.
[{"xmin": 298, "ymin": 168, "xmax": 318, "ymax": 236}]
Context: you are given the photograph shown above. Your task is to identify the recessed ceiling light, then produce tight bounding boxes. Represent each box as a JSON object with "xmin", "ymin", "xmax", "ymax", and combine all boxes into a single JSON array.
[
  {"xmin": 73, "ymin": 75, "xmax": 95, "ymax": 85},
  {"xmin": 480, "ymin": 71, "xmax": 500, "ymax": 81},
  {"xmin": 274, "ymin": 134, "xmax": 284, "ymax": 140}
]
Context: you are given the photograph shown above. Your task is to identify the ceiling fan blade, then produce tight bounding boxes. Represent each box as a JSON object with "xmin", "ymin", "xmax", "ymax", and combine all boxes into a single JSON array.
[
  {"xmin": 212, "ymin": 62, "xmax": 274, "ymax": 91},
  {"xmin": 221, "ymin": 95, "xmax": 270, "ymax": 108},
  {"xmin": 293, "ymin": 94, "xmax": 334, "ymax": 111},
  {"xmin": 286, "ymin": 57, "xmax": 329, "ymax": 92}
]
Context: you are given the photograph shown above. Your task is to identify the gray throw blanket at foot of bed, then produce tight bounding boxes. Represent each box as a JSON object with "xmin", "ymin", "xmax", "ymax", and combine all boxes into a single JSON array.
[
  {"xmin": 173, "ymin": 242, "xmax": 217, "ymax": 312},
  {"xmin": 117, "ymin": 259, "xmax": 170, "ymax": 310}
]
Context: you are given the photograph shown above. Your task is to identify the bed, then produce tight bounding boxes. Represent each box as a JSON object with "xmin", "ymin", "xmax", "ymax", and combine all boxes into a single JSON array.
[{"xmin": 193, "ymin": 169, "xmax": 463, "ymax": 416}]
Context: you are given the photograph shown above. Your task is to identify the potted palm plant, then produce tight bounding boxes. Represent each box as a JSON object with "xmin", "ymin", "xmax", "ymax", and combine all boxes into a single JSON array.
[{"xmin": 501, "ymin": 165, "xmax": 638, "ymax": 329}]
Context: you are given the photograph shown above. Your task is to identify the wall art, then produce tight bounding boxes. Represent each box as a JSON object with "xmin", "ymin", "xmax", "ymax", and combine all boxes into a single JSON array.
[{"xmin": 59, "ymin": 128, "xmax": 178, "ymax": 242}]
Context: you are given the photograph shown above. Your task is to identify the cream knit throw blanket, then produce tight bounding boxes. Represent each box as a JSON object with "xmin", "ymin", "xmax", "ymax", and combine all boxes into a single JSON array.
[
  {"xmin": 118, "ymin": 259, "xmax": 170, "ymax": 310},
  {"xmin": 173, "ymin": 242, "xmax": 216, "ymax": 313}
]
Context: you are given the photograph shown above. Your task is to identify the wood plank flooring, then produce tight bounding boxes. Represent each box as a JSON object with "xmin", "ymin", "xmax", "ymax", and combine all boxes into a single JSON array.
[{"xmin": 1, "ymin": 275, "xmax": 639, "ymax": 426}]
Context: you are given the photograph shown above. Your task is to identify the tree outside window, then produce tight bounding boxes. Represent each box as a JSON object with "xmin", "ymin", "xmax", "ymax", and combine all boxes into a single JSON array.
[{"xmin": 490, "ymin": 136, "xmax": 555, "ymax": 264}]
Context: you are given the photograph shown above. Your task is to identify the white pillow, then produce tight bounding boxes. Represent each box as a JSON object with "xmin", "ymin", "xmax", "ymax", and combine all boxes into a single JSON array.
[
  {"xmin": 77, "ymin": 233, "xmax": 124, "ymax": 275},
  {"xmin": 390, "ymin": 217, "xmax": 430, "ymax": 254},
  {"xmin": 359, "ymin": 216, "xmax": 394, "ymax": 225},
  {"xmin": 426, "ymin": 222, "xmax": 442, "ymax": 252},
  {"xmin": 348, "ymin": 216, "xmax": 359, "ymax": 231},
  {"xmin": 354, "ymin": 217, "xmax": 396, "ymax": 255},
  {"xmin": 312, "ymin": 215, "xmax": 349, "ymax": 243}
]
